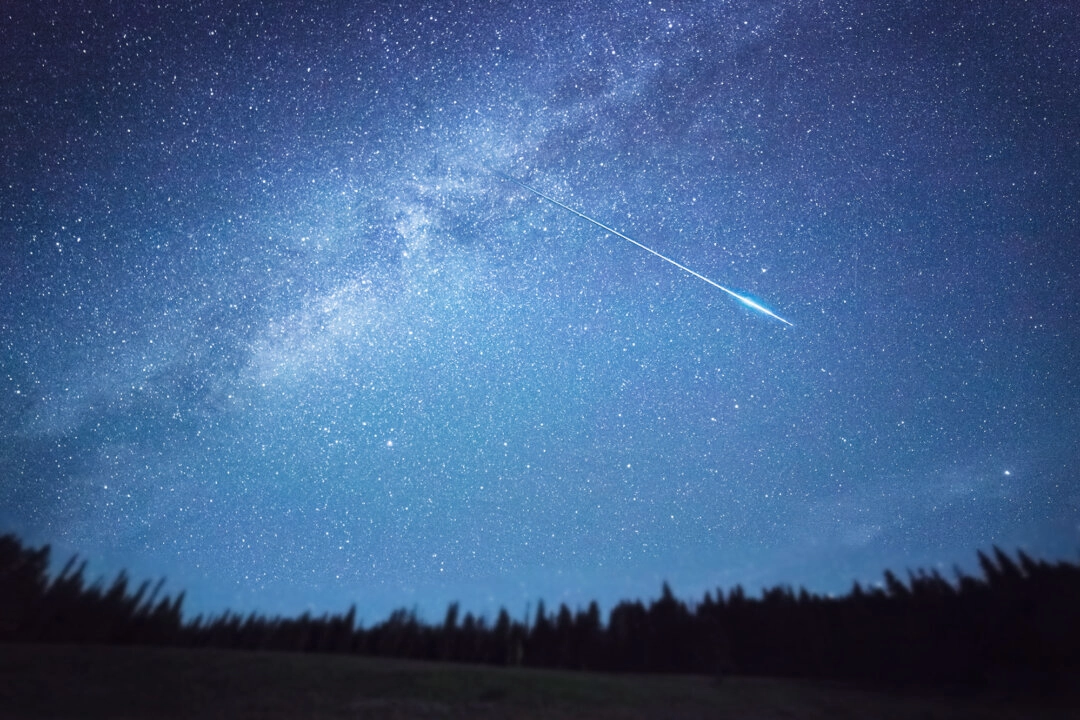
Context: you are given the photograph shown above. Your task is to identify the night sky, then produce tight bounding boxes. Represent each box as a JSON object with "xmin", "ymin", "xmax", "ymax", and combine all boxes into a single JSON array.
[{"xmin": 2, "ymin": 1, "xmax": 1078, "ymax": 624}]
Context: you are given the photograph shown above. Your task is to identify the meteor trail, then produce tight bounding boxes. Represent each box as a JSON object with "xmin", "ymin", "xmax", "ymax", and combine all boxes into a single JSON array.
[{"xmin": 492, "ymin": 171, "xmax": 794, "ymax": 327}]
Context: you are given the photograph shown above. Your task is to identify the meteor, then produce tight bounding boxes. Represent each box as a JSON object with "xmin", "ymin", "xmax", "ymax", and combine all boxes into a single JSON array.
[{"xmin": 492, "ymin": 170, "xmax": 793, "ymax": 327}]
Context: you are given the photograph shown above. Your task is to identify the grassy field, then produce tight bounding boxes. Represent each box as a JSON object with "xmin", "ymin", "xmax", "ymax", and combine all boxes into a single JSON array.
[{"xmin": 0, "ymin": 643, "xmax": 1074, "ymax": 719}]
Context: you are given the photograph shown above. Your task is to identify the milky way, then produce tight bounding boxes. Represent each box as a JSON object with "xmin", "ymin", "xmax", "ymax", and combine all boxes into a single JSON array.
[{"xmin": 2, "ymin": 1, "xmax": 1078, "ymax": 622}]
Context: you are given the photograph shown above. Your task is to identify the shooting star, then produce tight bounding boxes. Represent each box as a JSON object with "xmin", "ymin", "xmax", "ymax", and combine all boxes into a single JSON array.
[{"xmin": 492, "ymin": 170, "xmax": 793, "ymax": 327}]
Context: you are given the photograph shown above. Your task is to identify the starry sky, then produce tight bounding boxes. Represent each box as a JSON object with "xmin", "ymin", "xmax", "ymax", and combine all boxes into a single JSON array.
[{"xmin": 2, "ymin": 1, "xmax": 1078, "ymax": 623}]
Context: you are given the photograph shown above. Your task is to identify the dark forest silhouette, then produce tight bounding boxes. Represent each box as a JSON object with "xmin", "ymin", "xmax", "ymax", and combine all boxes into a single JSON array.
[{"xmin": 2, "ymin": 533, "xmax": 1078, "ymax": 690}]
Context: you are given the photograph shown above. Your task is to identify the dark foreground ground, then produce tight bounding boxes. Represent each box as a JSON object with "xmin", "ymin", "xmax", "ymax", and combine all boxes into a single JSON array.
[{"xmin": 0, "ymin": 643, "xmax": 1076, "ymax": 719}]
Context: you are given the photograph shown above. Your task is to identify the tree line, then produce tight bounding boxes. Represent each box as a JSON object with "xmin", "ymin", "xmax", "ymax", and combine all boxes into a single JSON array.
[{"xmin": 1, "ymin": 533, "xmax": 1077, "ymax": 690}]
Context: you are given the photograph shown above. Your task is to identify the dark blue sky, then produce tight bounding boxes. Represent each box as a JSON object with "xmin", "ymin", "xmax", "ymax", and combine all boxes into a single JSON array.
[{"xmin": 2, "ymin": 1, "xmax": 1078, "ymax": 623}]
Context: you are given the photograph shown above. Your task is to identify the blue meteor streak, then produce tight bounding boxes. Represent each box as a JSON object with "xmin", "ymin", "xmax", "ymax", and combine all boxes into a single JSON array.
[{"xmin": 493, "ymin": 171, "xmax": 794, "ymax": 327}]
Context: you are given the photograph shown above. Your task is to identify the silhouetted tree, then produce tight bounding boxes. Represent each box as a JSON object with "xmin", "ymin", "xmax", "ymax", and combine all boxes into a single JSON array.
[{"xmin": 3, "ymin": 532, "xmax": 1079, "ymax": 693}]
